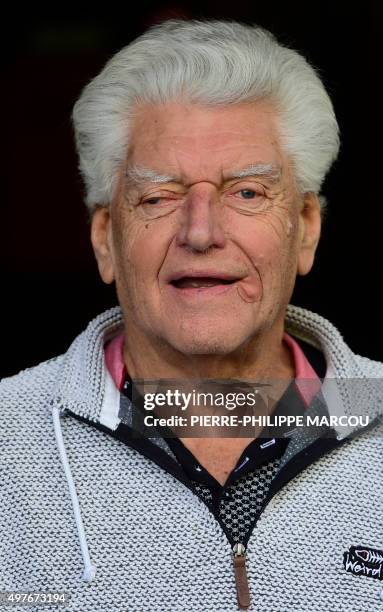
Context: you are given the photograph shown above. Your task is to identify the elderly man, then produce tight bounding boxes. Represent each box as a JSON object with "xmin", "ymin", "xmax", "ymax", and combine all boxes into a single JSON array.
[{"xmin": 1, "ymin": 19, "xmax": 382, "ymax": 612}]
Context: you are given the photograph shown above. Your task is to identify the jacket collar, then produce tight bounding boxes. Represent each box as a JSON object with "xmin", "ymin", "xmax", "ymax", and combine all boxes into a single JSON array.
[{"xmin": 53, "ymin": 305, "xmax": 383, "ymax": 439}]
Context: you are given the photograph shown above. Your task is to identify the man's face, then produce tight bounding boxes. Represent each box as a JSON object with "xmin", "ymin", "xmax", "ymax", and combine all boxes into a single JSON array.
[{"xmin": 92, "ymin": 101, "xmax": 320, "ymax": 355}]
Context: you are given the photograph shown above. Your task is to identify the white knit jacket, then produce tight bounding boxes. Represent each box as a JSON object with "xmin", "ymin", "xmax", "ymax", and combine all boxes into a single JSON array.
[{"xmin": 0, "ymin": 305, "xmax": 382, "ymax": 612}]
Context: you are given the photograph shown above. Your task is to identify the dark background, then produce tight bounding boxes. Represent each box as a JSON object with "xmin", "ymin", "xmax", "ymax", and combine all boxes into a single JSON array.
[{"xmin": 3, "ymin": 2, "xmax": 382, "ymax": 378}]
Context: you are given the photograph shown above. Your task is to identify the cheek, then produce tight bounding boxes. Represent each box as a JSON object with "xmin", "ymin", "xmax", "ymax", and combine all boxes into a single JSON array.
[
  {"xmin": 233, "ymin": 215, "xmax": 299, "ymax": 297},
  {"xmin": 235, "ymin": 220, "xmax": 286, "ymax": 270},
  {"xmin": 112, "ymin": 212, "xmax": 174, "ymax": 290},
  {"xmin": 252, "ymin": 211, "xmax": 300, "ymax": 262}
]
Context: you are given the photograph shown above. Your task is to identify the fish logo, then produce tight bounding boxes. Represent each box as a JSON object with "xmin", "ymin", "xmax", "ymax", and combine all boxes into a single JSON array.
[
  {"xmin": 343, "ymin": 545, "xmax": 383, "ymax": 581},
  {"xmin": 351, "ymin": 547, "xmax": 383, "ymax": 565}
]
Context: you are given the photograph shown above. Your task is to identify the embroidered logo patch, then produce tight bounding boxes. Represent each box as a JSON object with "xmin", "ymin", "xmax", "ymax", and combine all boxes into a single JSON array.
[{"xmin": 343, "ymin": 546, "xmax": 383, "ymax": 581}]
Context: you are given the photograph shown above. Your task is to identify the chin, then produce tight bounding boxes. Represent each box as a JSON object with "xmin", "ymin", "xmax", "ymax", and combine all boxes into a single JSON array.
[{"xmin": 166, "ymin": 324, "xmax": 250, "ymax": 357}]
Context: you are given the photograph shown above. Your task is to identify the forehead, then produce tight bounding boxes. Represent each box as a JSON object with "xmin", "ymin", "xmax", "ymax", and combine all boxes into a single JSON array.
[{"xmin": 127, "ymin": 100, "xmax": 285, "ymax": 180}]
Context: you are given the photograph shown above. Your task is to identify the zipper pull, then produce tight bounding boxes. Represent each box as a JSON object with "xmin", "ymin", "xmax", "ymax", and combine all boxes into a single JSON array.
[{"xmin": 232, "ymin": 543, "xmax": 251, "ymax": 609}]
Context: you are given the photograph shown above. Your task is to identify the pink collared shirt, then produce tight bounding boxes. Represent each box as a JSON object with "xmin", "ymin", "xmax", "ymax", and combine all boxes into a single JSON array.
[{"xmin": 104, "ymin": 331, "xmax": 322, "ymax": 406}]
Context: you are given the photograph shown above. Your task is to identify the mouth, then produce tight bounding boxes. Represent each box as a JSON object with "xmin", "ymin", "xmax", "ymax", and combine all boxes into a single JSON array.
[
  {"xmin": 167, "ymin": 272, "xmax": 242, "ymax": 298},
  {"xmin": 171, "ymin": 276, "xmax": 236, "ymax": 289}
]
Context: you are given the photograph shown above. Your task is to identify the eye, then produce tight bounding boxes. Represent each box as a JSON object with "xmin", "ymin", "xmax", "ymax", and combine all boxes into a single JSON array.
[
  {"xmin": 238, "ymin": 189, "xmax": 257, "ymax": 199},
  {"xmin": 143, "ymin": 197, "xmax": 162, "ymax": 205}
]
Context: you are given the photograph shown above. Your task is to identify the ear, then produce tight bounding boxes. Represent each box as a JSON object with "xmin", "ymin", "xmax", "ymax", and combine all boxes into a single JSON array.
[
  {"xmin": 90, "ymin": 206, "xmax": 115, "ymax": 284},
  {"xmin": 297, "ymin": 192, "xmax": 322, "ymax": 276}
]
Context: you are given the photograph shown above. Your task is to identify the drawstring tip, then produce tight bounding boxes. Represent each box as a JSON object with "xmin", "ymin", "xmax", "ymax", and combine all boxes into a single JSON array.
[{"xmin": 82, "ymin": 564, "xmax": 97, "ymax": 582}]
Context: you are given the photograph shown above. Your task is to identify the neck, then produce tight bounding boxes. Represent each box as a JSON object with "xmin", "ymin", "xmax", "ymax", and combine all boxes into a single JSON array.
[{"xmin": 123, "ymin": 321, "xmax": 295, "ymax": 382}]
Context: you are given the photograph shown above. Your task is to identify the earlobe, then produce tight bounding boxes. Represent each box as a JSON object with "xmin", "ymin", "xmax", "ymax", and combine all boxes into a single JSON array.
[
  {"xmin": 297, "ymin": 193, "xmax": 322, "ymax": 276},
  {"xmin": 90, "ymin": 206, "xmax": 115, "ymax": 284}
]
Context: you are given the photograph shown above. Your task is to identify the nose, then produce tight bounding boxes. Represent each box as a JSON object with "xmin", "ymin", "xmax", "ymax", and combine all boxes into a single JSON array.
[{"xmin": 175, "ymin": 184, "xmax": 226, "ymax": 252}]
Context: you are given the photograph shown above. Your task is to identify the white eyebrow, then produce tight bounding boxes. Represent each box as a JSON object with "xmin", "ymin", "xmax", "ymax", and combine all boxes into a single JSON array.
[
  {"xmin": 226, "ymin": 163, "xmax": 282, "ymax": 182},
  {"xmin": 126, "ymin": 164, "xmax": 177, "ymax": 184},
  {"xmin": 125, "ymin": 162, "xmax": 282, "ymax": 186}
]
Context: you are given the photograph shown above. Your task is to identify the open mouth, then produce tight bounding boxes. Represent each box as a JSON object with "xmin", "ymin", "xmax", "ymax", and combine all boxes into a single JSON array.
[{"xmin": 171, "ymin": 276, "xmax": 237, "ymax": 289}]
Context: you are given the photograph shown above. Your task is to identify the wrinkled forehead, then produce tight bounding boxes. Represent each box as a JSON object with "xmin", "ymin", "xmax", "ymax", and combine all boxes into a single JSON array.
[{"xmin": 126, "ymin": 100, "xmax": 288, "ymax": 184}]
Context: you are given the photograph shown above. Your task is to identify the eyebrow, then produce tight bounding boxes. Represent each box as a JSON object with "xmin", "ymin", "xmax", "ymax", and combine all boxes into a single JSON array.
[
  {"xmin": 125, "ymin": 162, "xmax": 282, "ymax": 186},
  {"xmin": 126, "ymin": 165, "xmax": 177, "ymax": 185},
  {"xmin": 225, "ymin": 163, "xmax": 282, "ymax": 183}
]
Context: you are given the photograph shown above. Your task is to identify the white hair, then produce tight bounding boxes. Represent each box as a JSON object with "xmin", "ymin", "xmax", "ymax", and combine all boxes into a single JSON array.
[{"xmin": 72, "ymin": 19, "xmax": 340, "ymax": 211}]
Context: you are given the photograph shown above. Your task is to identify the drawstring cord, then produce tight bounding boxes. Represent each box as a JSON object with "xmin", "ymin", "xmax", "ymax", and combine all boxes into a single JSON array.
[{"xmin": 52, "ymin": 405, "xmax": 96, "ymax": 582}]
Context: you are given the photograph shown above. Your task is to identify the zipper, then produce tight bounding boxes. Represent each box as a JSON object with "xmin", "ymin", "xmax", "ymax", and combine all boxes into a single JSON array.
[{"xmin": 232, "ymin": 542, "xmax": 251, "ymax": 609}]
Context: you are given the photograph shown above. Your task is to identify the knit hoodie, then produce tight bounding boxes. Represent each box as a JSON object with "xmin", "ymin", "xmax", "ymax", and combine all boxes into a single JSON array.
[{"xmin": 0, "ymin": 304, "xmax": 382, "ymax": 611}]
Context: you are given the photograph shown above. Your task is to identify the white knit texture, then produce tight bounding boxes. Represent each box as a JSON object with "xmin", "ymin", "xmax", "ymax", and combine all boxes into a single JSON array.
[{"xmin": 0, "ymin": 305, "xmax": 382, "ymax": 611}]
